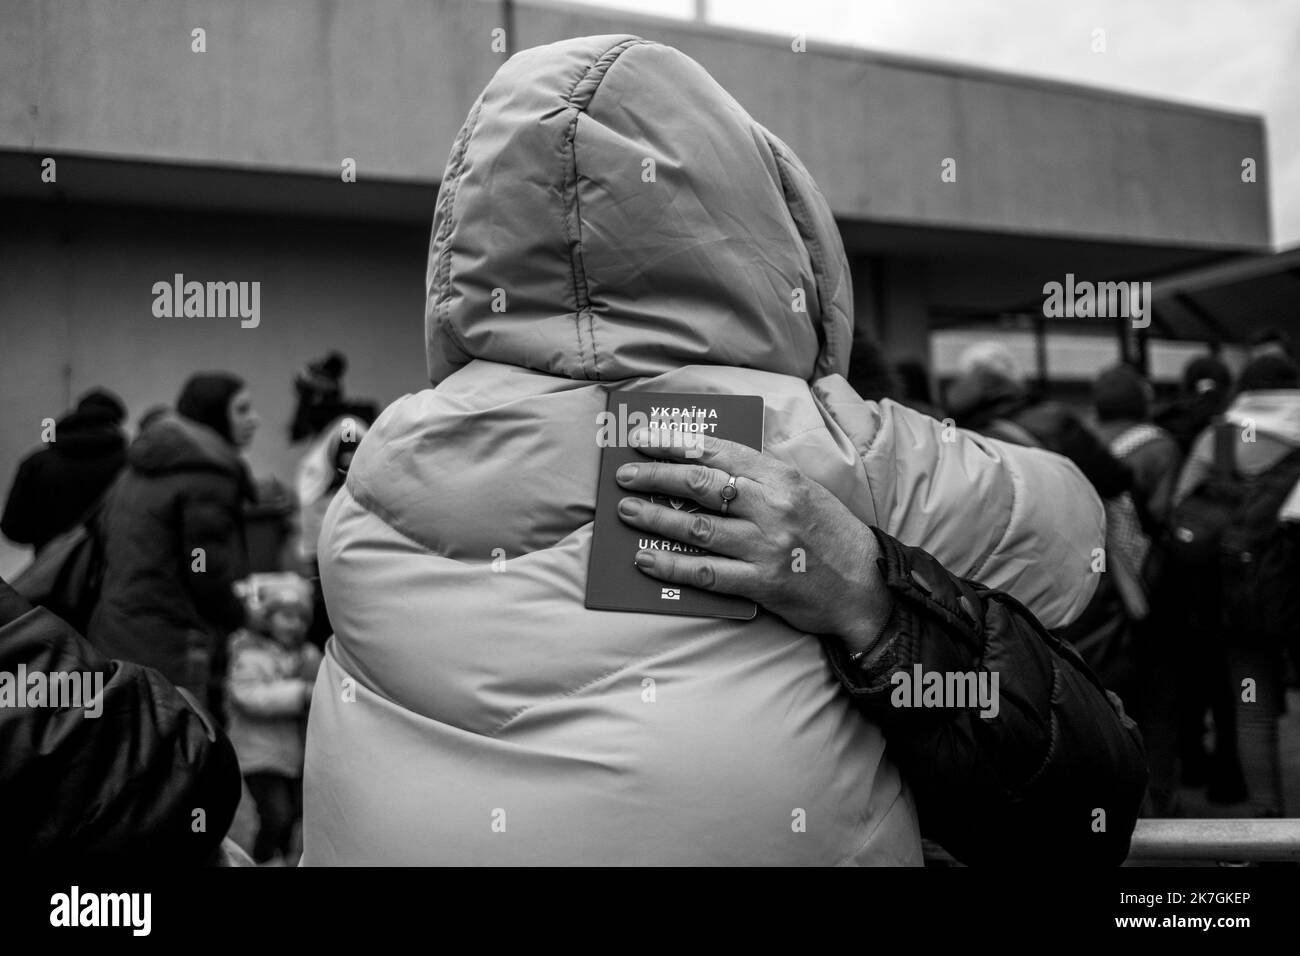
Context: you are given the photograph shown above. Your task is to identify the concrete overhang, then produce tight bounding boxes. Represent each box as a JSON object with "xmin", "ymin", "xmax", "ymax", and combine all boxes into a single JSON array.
[
  {"xmin": 1, "ymin": 0, "xmax": 1270, "ymax": 240},
  {"xmin": 1, "ymin": 0, "xmax": 1272, "ymax": 322}
]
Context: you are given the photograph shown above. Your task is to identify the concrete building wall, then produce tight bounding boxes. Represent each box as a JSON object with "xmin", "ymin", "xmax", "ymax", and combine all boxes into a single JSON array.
[{"xmin": 0, "ymin": 0, "xmax": 1269, "ymax": 247}]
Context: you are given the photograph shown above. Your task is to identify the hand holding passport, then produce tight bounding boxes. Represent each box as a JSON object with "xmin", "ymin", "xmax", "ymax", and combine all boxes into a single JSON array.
[
  {"xmin": 588, "ymin": 391, "xmax": 892, "ymax": 652},
  {"xmin": 586, "ymin": 391, "xmax": 765, "ymax": 620}
]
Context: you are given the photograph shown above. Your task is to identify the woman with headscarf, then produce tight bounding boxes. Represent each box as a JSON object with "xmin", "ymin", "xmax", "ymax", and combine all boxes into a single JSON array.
[{"xmin": 89, "ymin": 372, "xmax": 260, "ymax": 709}]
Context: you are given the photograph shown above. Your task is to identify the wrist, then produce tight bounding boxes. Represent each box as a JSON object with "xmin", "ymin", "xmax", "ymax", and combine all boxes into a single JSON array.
[{"xmin": 835, "ymin": 524, "xmax": 892, "ymax": 657}]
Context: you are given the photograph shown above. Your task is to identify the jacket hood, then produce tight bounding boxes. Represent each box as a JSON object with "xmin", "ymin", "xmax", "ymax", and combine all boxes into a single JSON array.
[
  {"xmin": 425, "ymin": 35, "xmax": 854, "ymax": 385},
  {"xmin": 1227, "ymin": 389, "xmax": 1300, "ymax": 445},
  {"xmin": 128, "ymin": 412, "xmax": 250, "ymax": 491},
  {"xmin": 50, "ymin": 411, "xmax": 126, "ymax": 461}
]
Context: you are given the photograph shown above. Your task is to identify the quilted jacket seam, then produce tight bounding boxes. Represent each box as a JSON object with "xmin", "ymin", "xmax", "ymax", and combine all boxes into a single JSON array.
[
  {"xmin": 969, "ymin": 445, "xmax": 1022, "ymax": 582},
  {"xmin": 487, "ymin": 646, "xmax": 669, "ymax": 739},
  {"xmin": 342, "ymin": 473, "xmax": 592, "ymax": 563},
  {"xmin": 558, "ymin": 38, "xmax": 645, "ymax": 381},
  {"xmin": 766, "ymin": 140, "xmax": 834, "ymax": 370},
  {"xmin": 1022, "ymin": 660, "xmax": 1061, "ymax": 792},
  {"xmin": 431, "ymin": 98, "xmax": 484, "ymax": 358}
]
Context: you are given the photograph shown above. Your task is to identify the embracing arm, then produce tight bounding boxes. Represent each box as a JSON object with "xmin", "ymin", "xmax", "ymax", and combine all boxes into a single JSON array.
[
  {"xmin": 821, "ymin": 527, "xmax": 1147, "ymax": 866},
  {"xmin": 815, "ymin": 383, "xmax": 1105, "ymax": 629},
  {"xmin": 614, "ymin": 422, "xmax": 1146, "ymax": 866}
]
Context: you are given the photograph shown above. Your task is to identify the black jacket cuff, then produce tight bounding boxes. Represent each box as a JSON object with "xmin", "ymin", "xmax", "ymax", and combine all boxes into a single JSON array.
[{"xmin": 822, "ymin": 526, "xmax": 987, "ymax": 714}]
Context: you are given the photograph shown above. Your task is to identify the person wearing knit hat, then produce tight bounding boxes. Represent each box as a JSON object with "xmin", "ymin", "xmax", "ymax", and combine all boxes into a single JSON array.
[
  {"xmin": 289, "ymin": 352, "xmax": 347, "ymax": 444},
  {"xmin": 227, "ymin": 571, "xmax": 321, "ymax": 865},
  {"xmin": 1155, "ymin": 354, "xmax": 1233, "ymax": 456},
  {"xmin": 1093, "ymin": 363, "xmax": 1152, "ymax": 424},
  {"xmin": 1183, "ymin": 354, "xmax": 1232, "ymax": 398}
]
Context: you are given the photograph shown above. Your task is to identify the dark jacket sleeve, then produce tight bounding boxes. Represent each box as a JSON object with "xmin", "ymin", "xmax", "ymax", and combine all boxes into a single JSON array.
[
  {"xmin": 0, "ymin": 577, "xmax": 242, "ymax": 865},
  {"xmin": 179, "ymin": 474, "xmax": 248, "ymax": 633},
  {"xmin": 823, "ymin": 527, "xmax": 1148, "ymax": 867}
]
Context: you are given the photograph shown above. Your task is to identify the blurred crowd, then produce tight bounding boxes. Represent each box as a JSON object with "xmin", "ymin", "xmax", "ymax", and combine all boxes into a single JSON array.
[
  {"xmin": 1, "ymin": 352, "xmax": 373, "ymax": 864},
  {"xmin": 2, "ymin": 333, "xmax": 1298, "ymax": 865},
  {"xmin": 924, "ymin": 330, "xmax": 1300, "ymax": 819}
]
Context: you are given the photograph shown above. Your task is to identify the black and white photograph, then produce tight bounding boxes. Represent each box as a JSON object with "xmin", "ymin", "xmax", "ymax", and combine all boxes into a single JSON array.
[{"xmin": 1, "ymin": 0, "xmax": 1298, "ymax": 934}]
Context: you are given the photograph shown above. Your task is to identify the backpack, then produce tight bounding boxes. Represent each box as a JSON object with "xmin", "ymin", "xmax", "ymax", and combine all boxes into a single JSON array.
[
  {"xmin": 1167, "ymin": 419, "xmax": 1300, "ymax": 638},
  {"xmin": 1166, "ymin": 421, "xmax": 1239, "ymax": 569},
  {"xmin": 10, "ymin": 498, "xmax": 107, "ymax": 634}
]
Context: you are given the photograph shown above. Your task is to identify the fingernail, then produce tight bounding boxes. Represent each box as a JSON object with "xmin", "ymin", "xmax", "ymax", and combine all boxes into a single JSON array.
[
  {"xmin": 619, "ymin": 498, "xmax": 643, "ymax": 516},
  {"xmin": 634, "ymin": 550, "xmax": 655, "ymax": 570},
  {"xmin": 616, "ymin": 463, "xmax": 638, "ymax": 483}
]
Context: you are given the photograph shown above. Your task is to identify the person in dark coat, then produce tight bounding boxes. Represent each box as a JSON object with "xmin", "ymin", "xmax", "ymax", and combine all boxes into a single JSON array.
[
  {"xmin": 88, "ymin": 373, "xmax": 259, "ymax": 707},
  {"xmin": 1091, "ymin": 363, "xmax": 1185, "ymax": 814},
  {"xmin": 1170, "ymin": 354, "xmax": 1300, "ymax": 814},
  {"xmin": 0, "ymin": 575, "xmax": 241, "ymax": 865},
  {"xmin": 1, "ymin": 388, "xmax": 127, "ymax": 554},
  {"xmin": 1092, "ymin": 363, "xmax": 1182, "ymax": 526},
  {"xmin": 1154, "ymin": 354, "xmax": 1233, "ymax": 456}
]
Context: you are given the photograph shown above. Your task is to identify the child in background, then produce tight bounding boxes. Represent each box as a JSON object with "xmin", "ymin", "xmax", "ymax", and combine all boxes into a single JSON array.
[{"xmin": 227, "ymin": 572, "xmax": 322, "ymax": 865}]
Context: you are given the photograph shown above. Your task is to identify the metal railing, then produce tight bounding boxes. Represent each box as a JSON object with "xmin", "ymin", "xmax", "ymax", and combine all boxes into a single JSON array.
[
  {"xmin": 922, "ymin": 819, "xmax": 1300, "ymax": 865},
  {"xmin": 1125, "ymin": 818, "xmax": 1300, "ymax": 864}
]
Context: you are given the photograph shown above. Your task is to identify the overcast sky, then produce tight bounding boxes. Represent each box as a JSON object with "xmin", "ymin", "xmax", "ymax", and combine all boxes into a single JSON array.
[{"xmin": 580, "ymin": 0, "xmax": 1300, "ymax": 248}]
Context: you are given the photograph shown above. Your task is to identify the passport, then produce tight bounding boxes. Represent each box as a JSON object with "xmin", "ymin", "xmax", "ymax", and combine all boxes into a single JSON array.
[{"xmin": 585, "ymin": 391, "xmax": 765, "ymax": 620}]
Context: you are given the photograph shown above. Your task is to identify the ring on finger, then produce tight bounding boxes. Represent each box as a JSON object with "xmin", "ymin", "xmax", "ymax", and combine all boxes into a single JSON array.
[{"xmin": 719, "ymin": 474, "xmax": 739, "ymax": 515}]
